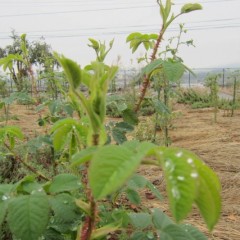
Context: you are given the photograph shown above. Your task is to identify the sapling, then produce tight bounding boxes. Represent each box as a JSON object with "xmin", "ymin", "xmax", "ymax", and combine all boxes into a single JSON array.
[
  {"xmin": 229, "ymin": 70, "xmax": 240, "ymax": 116},
  {"xmin": 0, "ymin": 4, "xmax": 222, "ymax": 240},
  {"xmin": 126, "ymin": 0, "xmax": 202, "ymax": 112},
  {"xmin": 205, "ymin": 73, "xmax": 220, "ymax": 123}
]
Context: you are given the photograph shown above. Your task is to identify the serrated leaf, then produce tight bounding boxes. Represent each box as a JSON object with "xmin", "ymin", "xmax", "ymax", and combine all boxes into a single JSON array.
[
  {"xmin": 126, "ymin": 32, "xmax": 142, "ymax": 42},
  {"xmin": 48, "ymin": 174, "xmax": 81, "ymax": 193},
  {"xmin": 162, "ymin": 60, "xmax": 185, "ymax": 82},
  {"xmin": 43, "ymin": 228, "xmax": 64, "ymax": 240},
  {"xmin": 54, "ymin": 53, "xmax": 81, "ymax": 89},
  {"xmin": 89, "ymin": 145, "xmax": 146, "ymax": 199},
  {"xmin": 71, "ymin": 146, "xmax": 97, "ymax": 167},
  {"xmin": 180, "ymin": 224, "xmax": 208, "ymax": 240},
  {"xmin": 181, "ymin": 3, "xmax": 202, "ymax": 14},
  {"xmin": 52, "ymin": 123, "xmax": 72, "ymax": 151},
  {"xmin": 158, "ymin": 147, "xmax": 221, "ymax": 230},
  {"xmin": 142, "ymin": 59, "xmax": 163, "ymax": 75},
  {"xmin": 152, "ymin": 209, "xmax": 173, "ymax": 230},
  {"xmin": 50, "ymin": 193, "xmax": 80, "ymax": 222},
  {"xmin": 128, "ymin": 213, "xmax": 152, "ymax": 229},
  {"xmin": 159, "ymin": 224, "xmax": 194, "ymax": 240},
  {"xmin": 157, "ymin": 147, "xmax": 197, "ymax": 222},
  {"xmin": 193, "ymin": 158, "xmax": 221, "ymax": 230},
  {"xmin": 7, "ymin": 194, "xmax": 50, "ymax": 240}
]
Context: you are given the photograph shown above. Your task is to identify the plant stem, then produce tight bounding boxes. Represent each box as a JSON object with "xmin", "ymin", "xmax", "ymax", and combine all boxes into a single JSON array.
[
  {"xmin": 134, "ymin": 26, "xmax": 164, "ymax": 113},
  {"xmin": 80, "ymin": 134, "xmax": 99, "ymax": 240},
  {"xmin": 4, "ymin": 143, "xmax": 50, "ymax": 181}
]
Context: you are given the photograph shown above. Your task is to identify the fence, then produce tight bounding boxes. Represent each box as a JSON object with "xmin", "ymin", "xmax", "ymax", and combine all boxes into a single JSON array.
[{"xmin": 1, "ymin": 68, "xmax": 239, "ymax": 96}]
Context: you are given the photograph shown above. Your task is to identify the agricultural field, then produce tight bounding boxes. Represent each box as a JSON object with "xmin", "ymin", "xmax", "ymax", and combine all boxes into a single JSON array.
[{"xmin": 1, "ymin": 90, "xmax": 239, "ymax": 240}]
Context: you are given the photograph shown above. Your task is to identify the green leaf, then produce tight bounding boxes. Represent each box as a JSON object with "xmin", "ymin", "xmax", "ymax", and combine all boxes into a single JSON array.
[
  {"xmin": 127, "ymin": 174, "xmax": 147, "ymax": 190},
  {"xmin": 0, "ymin": 201, "xmax": 8, "ymax": 226},
  {"xmin": 115, "ymin": 122, "xmax": 134, "ymax": 132},
  {"xmin": 71, "ymin": 146, "xmax": 97, "ymax": 167},
  {"xmin": 193, "ymin": 158, "xmax": 221, "ymax": 230},
  {"xmin": 91, "ymin": 224, "xmax": 120, "ymax": 239},
  {"xmin": 122, "ymin": 108, "xmax": 138, "ymax": 125},
  {"xmin": 146, "ymin": 181, "xmax": 163, "ymax": 201},
  {"xmin": 50, "ymin": 193, "xmax": 80, "ymax": 223},
  {"xmin": 88, "ymin": 38, "xmax": 100, "ymax": 50},
  {"xmin": 128, "ymin": 212, "xmax": 152, "ymax": 229},
  {"xmin": 48, "ymin": 174, "xmax": 81, "ymax": 193},
  {"xmin": 43, "ymin": 228, "xmax": 65, "ymax": 240},
  {"xmin": 180, "ymin": 224, "xmax": 208, "ymax": 240},
  {"xmin": 52, "ymin": 123, "xmax": 72, "ymax": 151},
  {"xmin": 112, "ymin": 127, "xmax": 127, "ymax": 144},
  {"xmin": 157, "ymin": 147, "xmax": 197, "ymax": 222},
  {"xmin": 158, "ymin": 147, "xmax": 221, "ymax": 230},
  {"xmin": 126, "ymin": 32, "xmax": 142, "ymax": 42},
  {"xmin": 126, "ymin": 188, "xmax": 141, "ymax": 205},
  {"xmin": 162, "ymin": 60, "xmax": 185, "ymax": 82},
  {"xmin": 159, "ymin": 224, "xmax": 194, "ymax": 240},
  {"xmin": 181, "ymin": 3, "xmax": 202, "ymax": 14},
  {"xmin": 152, "ymin": 209, "xmax": 173, "ymax": 230},
  {"xmin": 7, "ymin": 194, "xmax": 50, "ymax": 240},
  {"xmin": 0, "ymin": 126, "xmax": 24, "ymax": 140},
  {"xmin": 89, "ymin": 145, "xmax": 145, "ymax": 199},
  {"xmin": 0, "ymin": 184, "xmax": 14, "ymax": 198},
  {"xmin": 142, "ymin": 59, "xmax": 163, "ymax": 75},
  {"xmin": 54, "ymin": 53, "xmax": 81, "ymax": 89},
  {"xmin": 152, "ymin": 99, "xmax": 170, "ymax": 115}
]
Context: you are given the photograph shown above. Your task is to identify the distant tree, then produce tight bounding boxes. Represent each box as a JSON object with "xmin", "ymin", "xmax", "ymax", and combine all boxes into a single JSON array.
[{"xmin": 0, "ymin": 31, "xmax": 57, "ymax": 92}]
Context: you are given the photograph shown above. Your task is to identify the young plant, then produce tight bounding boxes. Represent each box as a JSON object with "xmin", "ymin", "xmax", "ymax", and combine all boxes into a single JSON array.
[
  {"xmin": 228, "ymin": 70, "xmax": 240, "ymax": 116},
  {"xmin": 205, "ymin": 74, "xmax": 220, "ymax": 123},
  {"xmin": 0, "ymin": 12, "xmax": 221, "ymax": 240},
  {"xmin": 126, "ymin": 0, "xmax": 202, "ymax": 112}
]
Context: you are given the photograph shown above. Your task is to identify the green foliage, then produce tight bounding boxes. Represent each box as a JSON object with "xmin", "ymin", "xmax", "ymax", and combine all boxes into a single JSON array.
[
  {"xmin": 181, "ymin": 3, "xmax": 203, "ymax": 14},
  {"xmin": 126, "ymin": 33, "xmax": 158, "ymax": 53},
  {"xmin": 157, "ymin": 147, "xmax": 221, "ymax": 230},
  {"xmin": 89, "ymin": 142, "xmax": 154, "ymax": 199},
  {"xmin": 88, "ymin": 38, "xmax": 114, "ymax": 62},
  {"xmin": 54, "ymin": 53, "xmax": 81, "ymax": 89},
  {"xmin": 47, "ymin": 174, "xmax": 81, "ymax": 194},
  {"xmin": 0, "ymin": 3, "xmax": 222, "ymax": 238},
  {"xmin": 0, "ymin": 125, "xmax": 24, "ymax": 151},
  {"xmin": 7, "ymin": 194, "xmax": 50, "ymax": 240}
]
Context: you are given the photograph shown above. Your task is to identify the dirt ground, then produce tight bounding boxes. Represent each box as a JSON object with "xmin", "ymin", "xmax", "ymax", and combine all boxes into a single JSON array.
[{"xmin": 1, "ymin": 102, "xmax": 240, "ymax": 240}]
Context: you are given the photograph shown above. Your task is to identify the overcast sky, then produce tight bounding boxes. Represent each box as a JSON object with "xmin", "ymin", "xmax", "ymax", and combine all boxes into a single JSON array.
[{"xmin": 0, "ymin": 0, "xmax": 240, "ymax": 69}]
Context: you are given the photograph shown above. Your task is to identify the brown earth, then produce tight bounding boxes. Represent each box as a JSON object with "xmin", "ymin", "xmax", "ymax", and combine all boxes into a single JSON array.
[{"xmin": 1, "ymin": 103, "xmax": 240, "ymax": 240}]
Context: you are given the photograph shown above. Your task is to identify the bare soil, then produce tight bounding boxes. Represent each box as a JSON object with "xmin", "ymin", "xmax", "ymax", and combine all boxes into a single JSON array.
[{"xmin": 1, "ymin": 103, "xmax": 240, "ymax": 240}]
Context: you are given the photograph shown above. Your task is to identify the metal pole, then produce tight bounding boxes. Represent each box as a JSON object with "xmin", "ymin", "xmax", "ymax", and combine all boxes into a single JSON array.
[
  {"xmin": 222, "ymin": 68, "xmax": 225, "ymax": 87},
  {"xmin": 188, "ymin": 71, "xmax": 191, "ymax": 88}
]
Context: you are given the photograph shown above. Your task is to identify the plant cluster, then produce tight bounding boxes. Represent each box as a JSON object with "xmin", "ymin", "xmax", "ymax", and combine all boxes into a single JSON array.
[{"xmin": 0, "ymin": 1, "xmax": 223, "ymax": 240}]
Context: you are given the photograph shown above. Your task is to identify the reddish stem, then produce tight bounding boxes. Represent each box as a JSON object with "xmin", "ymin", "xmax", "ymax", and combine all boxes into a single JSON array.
[{"xmin": 134, "ymin": 26, "xmax": 165, "ymax": 113}]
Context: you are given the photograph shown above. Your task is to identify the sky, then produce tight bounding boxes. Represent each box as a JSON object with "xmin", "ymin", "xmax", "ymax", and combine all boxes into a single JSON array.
[{"xmin": 0, "ymin": 0, "xmax": 240, "ymax": 69}]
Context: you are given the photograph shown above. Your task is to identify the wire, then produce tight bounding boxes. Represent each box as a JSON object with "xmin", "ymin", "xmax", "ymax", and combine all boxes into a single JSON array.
[
  {"xmin": 0, "ymin": 24, "xmax": 239, "ymax": 40},
  {"xmin": 0, "ymin": 0, "xmax": 239, "ymax": 18},
  {"xmin": 0, "ymin": 5, "xmax": 157, "ymax": 18}
]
